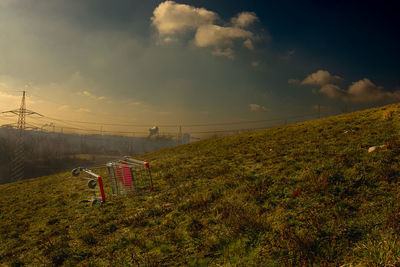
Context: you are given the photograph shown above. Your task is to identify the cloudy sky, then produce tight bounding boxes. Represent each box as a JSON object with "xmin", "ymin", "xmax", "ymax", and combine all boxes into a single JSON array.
[{"xmin": 0, "ymin": 0, "xmax": 399, "ymax": 133}]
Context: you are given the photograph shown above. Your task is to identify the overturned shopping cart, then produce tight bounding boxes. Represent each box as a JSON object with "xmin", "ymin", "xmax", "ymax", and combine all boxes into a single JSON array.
[
  {"xmin": 72, "ymin": 157, "xmax": 153, "ymax": 204},
  {"xmin": 107, "ymin": 157, "xmax": 154, "ymax": 196}
]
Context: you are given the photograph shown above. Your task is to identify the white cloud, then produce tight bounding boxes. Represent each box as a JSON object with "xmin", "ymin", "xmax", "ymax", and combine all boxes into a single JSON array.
[
  {"xmin": 78, "ymin": 90, "xmax": 105, "ymax": 100},
  {"xmin": 152, "ymin": 1, "xmax": 259, "ymax": 59},
  {"xmin": 58, "ymin": 105, "xmax": 70, "ymax": 111},
  {"xmin": 151, "ymin": 1, "xmax": 217, "ymax": 36},
  {"xmin": 347, "ymin": 78, "xmax": 400, "ymax": 103},
  {"xmin": 297, "ymin": 70, "xmax": 400, "ymax": 104},
  {"xmin": 231, "ymin": 12, "xmax": 258, "ymax": 28},
  {"xmin": 301, "ymin": 70, "xmax": 344, "ymax": 86},
  {"xmin": 319, "ymin": 78, "xmax": 400, "ymax": 103},
  {"xmin": 243, "ymin": 39, "xmax": 254, "ymax": 50},
  {"xmin": 81, "ymin": 91, "xmax": 91, "ymax": 97},
  {"xmin": 162, "ymin": 36, "xmax": 176, "ymax": 44},
  {"xmin": 319, "ymin": 84, "xmax": 348, "ymax": 99},
  {"xmin": 249, "ymin": 103, "xmax": 268, "ymax": 112},
  {"xmin": 194, "ymin": 24, "xmax": 253, "ymax": 48}
]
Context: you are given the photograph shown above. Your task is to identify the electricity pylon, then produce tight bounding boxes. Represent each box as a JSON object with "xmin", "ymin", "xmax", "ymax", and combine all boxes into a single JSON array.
[{"xmin": 2, "ymin": 91, "xmax": 42, "ymax": 181}]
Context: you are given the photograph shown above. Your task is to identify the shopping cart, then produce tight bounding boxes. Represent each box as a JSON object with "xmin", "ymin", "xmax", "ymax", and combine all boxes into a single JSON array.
[
  {"xmin": 71, "ymin": 167, "xmax": 106, "ymax": 205},
  {"xmin": 72, "ymin": 157, "xmax": 153, "ymax": 204},
  {"xmin": 106, "ymin": 157, "xmax": 153, "ymax": 196}
]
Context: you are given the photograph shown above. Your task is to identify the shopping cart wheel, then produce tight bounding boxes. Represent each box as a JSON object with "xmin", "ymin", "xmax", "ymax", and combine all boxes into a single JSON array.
[
  {"xmin": 87, "ymin": 179, "xmax": 97, "ymax": 189},
  {"xmin": 92, "ymin": 199, "xmax": 102, "ymax": 205},
  {"xmin": 72, "ymin": 168, "xmax": 82, "ymax": 177}
]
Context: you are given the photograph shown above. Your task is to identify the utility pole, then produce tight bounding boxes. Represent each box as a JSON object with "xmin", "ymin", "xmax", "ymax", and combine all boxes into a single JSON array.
[
  {"xmin": 12, "ymin": 91, "xmax": 27, "ymax": 181},
  {"xmin": 2, "ymin": 91, "xmax": 42, "ymax": 181},
  {"xmin": 178, "ymin": 125, "xmax": 182, "ymax": 144},
  {"xmin": 100, "ymin": 125, "xmax": 105, "ymax": 154}
]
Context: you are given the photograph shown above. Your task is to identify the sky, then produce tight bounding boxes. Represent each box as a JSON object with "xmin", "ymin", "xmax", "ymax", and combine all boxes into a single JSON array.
[{"xmin": 0, "ymin": 0, "xmax": 399, "ymax": 135}]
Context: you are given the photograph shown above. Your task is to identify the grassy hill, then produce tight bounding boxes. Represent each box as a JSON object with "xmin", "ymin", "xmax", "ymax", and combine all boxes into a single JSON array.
[{"xmin": 1, "ymin": 104, "xmax": 400, "ymax": 266}]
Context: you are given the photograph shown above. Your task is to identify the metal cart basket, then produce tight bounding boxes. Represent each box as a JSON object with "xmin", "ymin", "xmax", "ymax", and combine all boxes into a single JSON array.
[{"xmin": 106, "ymin": 157, "xmax": 153, "ymax": 196}]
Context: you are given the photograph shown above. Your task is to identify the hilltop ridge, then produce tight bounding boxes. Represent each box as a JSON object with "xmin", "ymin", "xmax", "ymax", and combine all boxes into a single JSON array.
[{"xmin": 1, "ymin": 104, "xmax": 400, "ymax": 266}]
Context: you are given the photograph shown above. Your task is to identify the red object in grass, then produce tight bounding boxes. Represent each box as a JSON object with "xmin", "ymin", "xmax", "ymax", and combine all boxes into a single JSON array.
[
  {"xmin": 97, "ymin": 176, "xmax": 106, "ymax": 202},
  {"xmin": 291, "ymin": 188, "xmax": 302, "ymax": 199}
]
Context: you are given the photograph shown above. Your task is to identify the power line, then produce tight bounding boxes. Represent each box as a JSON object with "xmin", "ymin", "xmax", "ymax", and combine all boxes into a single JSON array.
[
  {"xmin": 3, "ymin": 111, "xmax": 321, "ymax": 137},
  {"xmin": 39, "ymin": 112, "xmax": 317, "ymax": 128},
  {"xmin": 29, "ymin": 116, "xmax": 103, "ymax": 133}
]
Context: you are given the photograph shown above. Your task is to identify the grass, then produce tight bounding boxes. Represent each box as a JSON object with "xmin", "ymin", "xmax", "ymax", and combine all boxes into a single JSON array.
[{"xmin": 1, "ymin": 104, "xmax": 400, "ymax": 266}]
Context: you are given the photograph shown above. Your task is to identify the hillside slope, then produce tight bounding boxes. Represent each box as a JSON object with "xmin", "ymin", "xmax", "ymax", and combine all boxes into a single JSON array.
[{"xmin": 1, "ymin": 104, "xmax": 400, "ymax": 266}]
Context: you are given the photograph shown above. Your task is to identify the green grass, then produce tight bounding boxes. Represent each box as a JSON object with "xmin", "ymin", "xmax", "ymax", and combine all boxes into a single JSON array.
[{"xmin": 1, "ymin": 104, "xmax": 400, "ymax": 266}]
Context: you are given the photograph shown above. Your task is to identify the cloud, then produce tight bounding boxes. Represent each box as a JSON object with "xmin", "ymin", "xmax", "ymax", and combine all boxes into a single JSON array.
[
  {"xmin": 346, "ymin": 78, "xmax": 400, "ymax": 103},
  {"xmin": 81, "ymin": 91, "xmax": 91, "ymax": 97},
  {"xmin": 243, "ymin": 39, "xmax": 254, "ymax": 50},
  {"xmin": 319, "ymin": 78, "xmax": 400, "ymax": 103},
  {"xmin": 231, "ymin": 12, "xmax": 258, "ymax": 28},
  {"xmin": 152, "ymin": 1, "xmax": 259, "ymax": 59},
  {"xmin": 124, "ymin": 99, "xmax": 142, "ymax": 106},
  {"xmin": 162, "ymin": 36, "xmax": 176, "ymax": 44},
  {"xmin": 298, "ymin": 70, "xmax": 400, "ymax": 104},
  {"xmin": 78, "ymin": 90, "xmax": 105, "ymax": 100},
  {"xmin": 301, "ymin": 70, "xmax": 344, "ymax": 86},
  {"xmin": 194, "ymin": 24, "xmax": 254, "ymax": 48},
  {"xmin": 319, "ymin": 84, "xmax": 348, "ymax": 99},
  {"xmin": 57, "ymin": 105, "xmax": 70, "ymax": 111},
  {"xmin": 151, "ymin": 1, "xmax": 217, "ymax": 36},
  {"xmin": 249, "ymin": 103, "xmax": 268, "ymax": 112}
]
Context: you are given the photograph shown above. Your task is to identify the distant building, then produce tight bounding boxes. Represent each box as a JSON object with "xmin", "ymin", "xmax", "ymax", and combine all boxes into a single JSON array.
[{"xmin": 148, "ymin": 126, "xmax": 159, "ymax": 138}]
